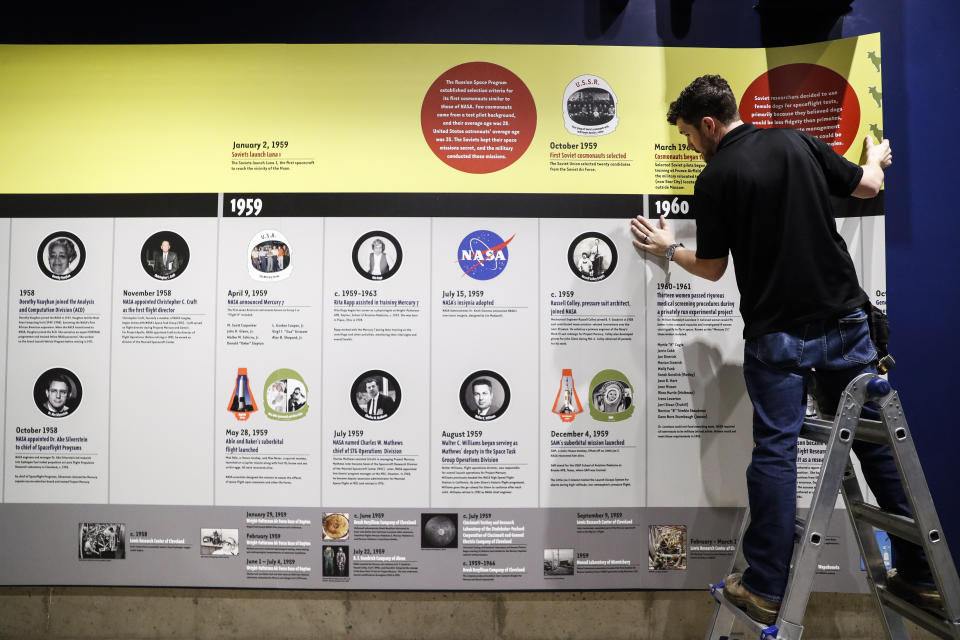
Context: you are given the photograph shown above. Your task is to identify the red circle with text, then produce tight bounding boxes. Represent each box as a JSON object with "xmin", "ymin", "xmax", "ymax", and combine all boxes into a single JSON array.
[
  {"xmin": 421, "ymin": 62, "xmax": 537, "ymax": 174},
  {"xmin": 740, "ymin": 63, "xmax": 860, "ymax": 155}
]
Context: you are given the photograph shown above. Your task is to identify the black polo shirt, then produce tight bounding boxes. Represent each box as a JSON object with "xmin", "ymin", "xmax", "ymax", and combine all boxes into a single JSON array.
[{"xmin": 694, "ymin": 123, "xmax": 868, "ymax": 338}]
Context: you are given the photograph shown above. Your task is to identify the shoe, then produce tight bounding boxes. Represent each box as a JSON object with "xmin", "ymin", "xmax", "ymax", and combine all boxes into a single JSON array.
[
  {"xmin": 886, "ymin": 568, "xmax": 943, "ymax": 613},
  {"xmin": 722, "ymin": 572, "xmax": 780, "ymax": 625}
]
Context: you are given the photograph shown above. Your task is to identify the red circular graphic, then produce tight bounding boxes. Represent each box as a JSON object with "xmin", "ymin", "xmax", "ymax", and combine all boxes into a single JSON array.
[
  {"xmin": 740, "ymin": 63, "xmax": 860, "ymax": 155},
  {"xmin": 421, "ymin": 61, "xmax": 537, "ymax": 174}
]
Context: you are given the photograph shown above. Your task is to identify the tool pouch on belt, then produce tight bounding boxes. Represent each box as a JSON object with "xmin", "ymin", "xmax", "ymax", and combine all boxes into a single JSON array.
[{"xmin": 862, "ymin": 299, "xmax": 891, "ymax": 360}]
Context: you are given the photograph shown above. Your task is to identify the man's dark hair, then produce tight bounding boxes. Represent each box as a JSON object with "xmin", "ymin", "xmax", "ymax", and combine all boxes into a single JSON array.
[
  {"xmin": 666, "ymin": 75, "xmax": 740, "ymax": 126},
  {"xmin": 472, "ymin": 378, "xmax": 493, "ymax": 392},
  {"xmin": 46, "ymin": 374, "xmax": 71, "ymax": 391}
]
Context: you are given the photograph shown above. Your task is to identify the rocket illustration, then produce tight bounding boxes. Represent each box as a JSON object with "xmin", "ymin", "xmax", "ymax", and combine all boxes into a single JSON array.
[{"xmin": 227, "ymin": 367, "xmax": 258, "ymax": 421}]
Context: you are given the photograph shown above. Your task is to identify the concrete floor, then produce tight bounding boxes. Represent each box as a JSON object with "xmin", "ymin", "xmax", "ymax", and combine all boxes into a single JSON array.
[{"xmin": 0, "ymin": 587, "xmax": 941, "ymax": 639}]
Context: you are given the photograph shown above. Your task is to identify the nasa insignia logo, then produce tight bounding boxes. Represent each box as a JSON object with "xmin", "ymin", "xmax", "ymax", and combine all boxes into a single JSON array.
[{"xmin": 457, "ymin": 230, "xmax": 513, "ymax": 280}]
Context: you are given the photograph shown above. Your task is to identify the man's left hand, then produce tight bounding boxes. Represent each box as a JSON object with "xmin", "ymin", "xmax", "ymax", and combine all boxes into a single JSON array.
[{"xmin": 631, "ymin": 215, "xmax": 676, "ymax": 256}]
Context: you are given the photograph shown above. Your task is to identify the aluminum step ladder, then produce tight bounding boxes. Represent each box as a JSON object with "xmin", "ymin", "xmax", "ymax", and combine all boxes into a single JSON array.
[{"xmin": 704, "ymin": 373, "xmax": 960, "ymax": 639}]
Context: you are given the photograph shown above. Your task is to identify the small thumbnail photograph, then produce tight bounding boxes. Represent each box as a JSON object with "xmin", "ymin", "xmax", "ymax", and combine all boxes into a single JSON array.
[
  {"xmin": 649, "ymin": 524, "xmax": 687, "ymax": 570},
  {"xmin": 79, "ymin": 523, "xmax": 126, "ymax": 560},
  {"xmin": 543, "ymin": 548, "xmax": 575, "ymax": 576},
  {"xmin": 322, "ymin": 545, "xmax": 350, "ymax": 577},
  {"xmin": 421, "ymin": 513, "xmax": 458, "ymax": 549},
  {"xmin": 322, "ymin": 513, "xmax": 350, "ymax": 541},
  {"xmin": 200, "ymin": 528, "xmax": 239, "ymax": 557}
]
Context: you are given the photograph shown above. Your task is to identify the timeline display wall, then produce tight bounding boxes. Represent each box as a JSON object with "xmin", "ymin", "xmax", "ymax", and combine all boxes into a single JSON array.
[{"xmin": 0, "ymin": 34, "xmax": 888, "ymax": 590}]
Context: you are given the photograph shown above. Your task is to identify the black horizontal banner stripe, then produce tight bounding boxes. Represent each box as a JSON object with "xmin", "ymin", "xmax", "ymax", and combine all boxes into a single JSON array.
[
  {"xmin": 0, "ymin": 194, "xmax": 218, "ymax": 218},
  {"xmin": 0, "ymin": 191, "xmax": 883, "ymax": 219},
  {"xmin": 221, "ymin": 193, "xmax": 645, "ymax": 218}
]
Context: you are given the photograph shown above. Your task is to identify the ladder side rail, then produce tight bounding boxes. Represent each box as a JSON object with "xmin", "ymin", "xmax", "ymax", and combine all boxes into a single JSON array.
[
  {"xmin": 840, "ymin": 461, "xmax": 911, "ymax": 639},
  {"xmin": 705, "ymin": 509, "xmax": 752, "ymax": 640},
  {"xmin": 703, "ymin": 594, "xmax": 739, "ymax": 640},
  {"xmin": 879, "ymin": 390, "xmax": 960, "ymax": 625},
  {"xmin": 778, "ymin": 385, "xmax": 862, "ymax": 627}
]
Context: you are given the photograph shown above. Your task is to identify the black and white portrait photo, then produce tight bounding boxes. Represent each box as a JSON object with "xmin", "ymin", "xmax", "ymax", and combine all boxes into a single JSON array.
[
  {"xmin": 567, "ymin": 232, "xmax": 617, "ymax": 282},
  {"xmin": 33, "ymin": 368, "xmax": 82, "ymax": 418},
  {"xmin": 351, "ymin": 370, "xmax": 401, "ymax": 420},
  {"xmin": 141, "ymin": 230, "xmax": 190, "ymax": 281},
  {"xmin": 37, "ymin": 231, "xmax": 86, "ymax": 280},
  {"xmin": 352, "ymin": 230, "xmax": 403, "ymax": 281},
  {"xmin": 79, "ymin": 523, "xmax": 125, "ymax": 560},
  {"xmin": 459, "ymin": 370, "xmax": 510, "ymax": 421}
]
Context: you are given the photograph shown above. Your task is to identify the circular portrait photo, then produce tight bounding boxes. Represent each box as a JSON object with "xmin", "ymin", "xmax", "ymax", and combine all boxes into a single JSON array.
[
  {"xmin": 351, "ymin": 370, "xmax": 401, "ymax": 421},
  {"xmin": 459, "ymin": 370, "xmax": 511, "ymax": 421},
  {"xmin": 248, "ymin": 230, "xmax": 292, "ymax": 281},
  {"xmin": 37, "ymin": 231, "xmax": 86, "ymax": 280},
  {"xmin": 588, "ymin": 369, "xmax": 635, "ymax": 422},
  {"xmin": 34, "ymin": 368, "xmax": 82, "ymax": 418},
  {"xmin": 352, "ymin": 230, "xmax": 402, "ymax": 281},
  {"xmin": 263, "ymin": 368, "xmax": 309, "ymax": 421},
  {"xmin": 567, "ymin": 87, "xmax": 616, "ymax": 127},
  {"xmin": 568, "ymin": 232, "xmax": 618, "ymax": 282},
  {"xmin": 140, "ymin": 231, "xmax": 190, "ymax": 281}
]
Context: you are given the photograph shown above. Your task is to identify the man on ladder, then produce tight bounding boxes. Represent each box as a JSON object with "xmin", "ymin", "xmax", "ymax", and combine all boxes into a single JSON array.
[{"xmin": 631, "ymin": 75, "xmax": 938, "ymax": 625}]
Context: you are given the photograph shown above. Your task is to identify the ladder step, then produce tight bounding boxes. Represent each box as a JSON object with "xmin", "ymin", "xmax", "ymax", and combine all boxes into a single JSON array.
[
  {"xmin": 801, "ymin": 416, "xmax": 891, "ymax": 445},
  {"xmin": 848, "ymin": 501, "xmax": 922, "ymax": 546},
  {"xmin": 877, "ymin": 586, "xmax": 958, "ymax": 640},
  {"xmin": 709, "ymin": 584, "xmax": 782, "ymax": 637}
]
